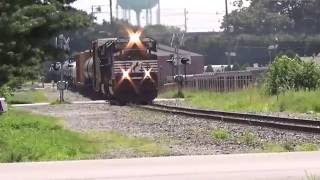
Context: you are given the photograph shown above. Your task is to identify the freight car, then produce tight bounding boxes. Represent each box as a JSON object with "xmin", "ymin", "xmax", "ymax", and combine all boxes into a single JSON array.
[{"xmin": 62, "ymin": 33, "xmax": 159, "ymax": 104}]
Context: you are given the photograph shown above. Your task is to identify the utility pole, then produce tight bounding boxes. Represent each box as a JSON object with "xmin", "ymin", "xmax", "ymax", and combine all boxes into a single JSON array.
[
  {"xmin": 157, "ymin": 0, "xmax": 160, "ymax": 24},
  {"xmin": 225, "ymin": 0, "xmax": 231, "ymax": 66},
  {"xmin": 225, "ymin": 0, "xmax": 229, "ymax": 30},
  {"xmin": 184, "ymin": 8, "xmax": 188, "ymax": 32},
  {"xmin": 109, "ymin": 0, "xmax": 113, "ymax": 24}
]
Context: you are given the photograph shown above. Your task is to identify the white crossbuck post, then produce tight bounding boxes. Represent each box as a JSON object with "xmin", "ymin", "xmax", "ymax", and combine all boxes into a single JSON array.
[{"xmin": 0, "ymin": 98, "xmax": 7, "ymax": 113}]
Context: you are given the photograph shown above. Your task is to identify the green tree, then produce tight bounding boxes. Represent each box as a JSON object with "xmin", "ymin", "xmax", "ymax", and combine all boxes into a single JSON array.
[
  {"xmin": 0, "ymin": 0, "xmax": 91, "ymax": 91},
  {"xmin": 222, "ymin": 1, "xmax": 292, "ymax": 35},
  {"xmin": 265, "ymin": 55, "xmax": 320, "ymax": 95},
  {"xmin": 223, "ymin": 0, "xmax": 320, "ymax": 34}
]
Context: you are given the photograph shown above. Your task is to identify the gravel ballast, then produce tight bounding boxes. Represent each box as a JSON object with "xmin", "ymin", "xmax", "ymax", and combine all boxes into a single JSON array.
[{"xmin": 16, "ymin": 87, "xmax": 320, "ymax": 157}]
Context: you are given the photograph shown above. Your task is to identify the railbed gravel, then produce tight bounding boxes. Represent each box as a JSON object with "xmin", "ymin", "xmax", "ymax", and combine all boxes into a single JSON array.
[
  {"xmin": 18, "ymin": 100, "xmax": 320, "ymax": 158},
  {"xmin": 15, "ymin": 88, "xmax": 320, "ymax": 157},
  {"xmin": 156, "ymin": 99, "xmax": 320, "ymax": 121}
]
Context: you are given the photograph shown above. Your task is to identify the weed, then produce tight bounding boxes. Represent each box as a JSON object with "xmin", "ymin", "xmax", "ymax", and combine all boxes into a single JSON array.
[
  {"xmin": 296, "ymin": 144, "xmax": 318, "ymax": 152},
  {"xmin": 211, "ymin": 129, "xmax": 230, "ymax": 141},
  {"xmin": 283, "ymin": 142, "xmax": 295, "ymax": 152},
  {"xmin": 263, "ymin": 143, "xmax": 287, "ymax": 152},
  {"xmin": 240, "ymin": 130, "xmax": 257, "ymax": 146},
  {"xmin": 305, "ymin": 171, "xmax": 320, "ymax": 180}
]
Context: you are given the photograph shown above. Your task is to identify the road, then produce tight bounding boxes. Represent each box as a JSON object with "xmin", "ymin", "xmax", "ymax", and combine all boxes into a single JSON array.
[{"xmin": 1, "ymin": 152, "xmax": 320, "ymax": 180}]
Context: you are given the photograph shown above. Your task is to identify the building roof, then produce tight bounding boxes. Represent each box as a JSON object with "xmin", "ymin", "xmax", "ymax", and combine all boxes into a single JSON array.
[{"xmin": 156, "ymin": 44, "xmax": 203, "ymax": 57}]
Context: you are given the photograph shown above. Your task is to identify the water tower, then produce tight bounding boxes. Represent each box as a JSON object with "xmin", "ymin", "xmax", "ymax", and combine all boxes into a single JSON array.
[{"xmin": 116, "ymin": 0, "xmax": 160, "ymax": 26}]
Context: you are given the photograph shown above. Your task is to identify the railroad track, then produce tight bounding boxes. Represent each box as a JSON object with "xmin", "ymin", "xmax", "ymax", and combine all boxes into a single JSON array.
[{"xmin": 141, "ymin": 104, "xmax": 320, "ymax": 133}]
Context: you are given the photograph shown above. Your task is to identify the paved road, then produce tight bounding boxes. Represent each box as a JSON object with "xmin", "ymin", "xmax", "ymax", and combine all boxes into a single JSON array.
[{"xmin": 1, "ymin": 152, "xmax": 320, "ymax": 180}]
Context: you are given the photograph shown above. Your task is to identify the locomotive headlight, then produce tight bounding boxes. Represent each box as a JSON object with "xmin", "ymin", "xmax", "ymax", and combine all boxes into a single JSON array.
[
  {"xmin": 143, "ymin": 68, "xmax": 152, "ymax": 80},
  {"xmin": 129, "ymin": 32, "xmax": 141, "ymax": 44},
  {"xmin": 121, "ymin": 68, "xmax": 131, "ymax": 80},
  {"xmin": 126, "ymin": 29, "xmax": 144, "ymax": 49}
]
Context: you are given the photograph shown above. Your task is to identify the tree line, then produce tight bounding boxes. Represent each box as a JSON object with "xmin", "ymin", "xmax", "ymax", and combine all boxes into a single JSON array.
[
  {"xmin": 0, "ymin": 0, "xmax": 91, "ymax": 96},
  {"xmin": 183, "ymin": 0, "xmax": 320, "ymax": 66}
]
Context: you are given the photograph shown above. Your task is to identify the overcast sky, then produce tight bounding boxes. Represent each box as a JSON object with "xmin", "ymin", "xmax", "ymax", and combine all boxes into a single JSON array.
[{"xmin": 72, "ymin": 0, "xmax": 249, "ymax": 32}]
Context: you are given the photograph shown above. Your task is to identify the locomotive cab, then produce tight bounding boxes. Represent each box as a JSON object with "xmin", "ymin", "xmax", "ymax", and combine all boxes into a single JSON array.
[{"xmin": 91, "ymin": 34, "xmax": 159, "ymax": 104}]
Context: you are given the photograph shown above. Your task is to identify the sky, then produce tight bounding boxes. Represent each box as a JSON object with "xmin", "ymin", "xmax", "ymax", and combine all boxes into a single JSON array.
[{"xmin": 72, "ymin": 0, "xmax": 249, "ymax": 32}]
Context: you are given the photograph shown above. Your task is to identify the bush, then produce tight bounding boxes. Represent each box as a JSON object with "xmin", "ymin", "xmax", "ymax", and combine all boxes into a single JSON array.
[
  {"xmin": 0, "ymin": 86, "xmax": 13, "ymax": 99},
  {"xmin": 265, "ymin": 55, "xmax": 320, "ymax": 95}
]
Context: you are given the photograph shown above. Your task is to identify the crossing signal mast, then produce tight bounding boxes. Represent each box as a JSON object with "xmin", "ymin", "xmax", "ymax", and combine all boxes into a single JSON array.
[{"xmin": 166, "ymin": 32, "xmax": 190, "ymax": 96}]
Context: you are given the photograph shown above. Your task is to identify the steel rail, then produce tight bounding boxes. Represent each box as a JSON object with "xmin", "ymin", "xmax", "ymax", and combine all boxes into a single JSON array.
[{"xmin": 141, "ymin": 104, "xmax": 320, "ymax": 133}]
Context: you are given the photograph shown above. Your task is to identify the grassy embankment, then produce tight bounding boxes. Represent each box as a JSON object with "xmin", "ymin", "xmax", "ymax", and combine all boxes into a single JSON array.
[
  {"xmin": 0, "ymin": 109, "xmax": 168, "ymax": 163},
  {"xmin": 6, "ymin": 90, "xmax": 48, "ymax": 104},
  {"xmin": 160, "ymin": 88, "xmax": 320, "ymax": 114}
]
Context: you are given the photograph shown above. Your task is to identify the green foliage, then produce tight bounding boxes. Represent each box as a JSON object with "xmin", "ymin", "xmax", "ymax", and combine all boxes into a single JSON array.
[
  {"xmin": 296, "ymin": 144, "xmax": 319, "ymax": 152},
  {"xmin": 160, "ymin": 88, "xmax": 320, "ymax": 113},
  {"xmin": 0, "ymin": 0, "xmax": 92, "ymax": 89},
  {"xmin": 223, "ymin": 0, "xmax": 320, "ymax": 34},
  {"xmin": 173, "ymin": 91, "xmax": 185, "ymax": 99},
  {"xmin": 265, "ymin": 55, "xmax": 320, "ymax": 95},
  {"xmin": 69, "ymin": 19, "xmax": 133, "ymax": 53},
  {"xmin": 0, "ymin": 109, "xmax": 168, "ymax": 162},
  {"xmin": 0, "ymin": 109, "xmax": 97, "ymax": 162},
  {"xmin": 211, "ymin": 129, "xmax": 230, "ymax": 141},
  {"xmin": 7, "ymin": 90, "xmax": 48, "ymax": 104},
  {"xmin": 263, "ymin": 143, "xmax": 318, "ymax": 153},
  {"xmin": 0, "ymin": 86, "xmax": 13, "ymax": 99},
  {"xmin": 144, "ymin": 25, "xmax": 181, "ymax": 44},
  {"xmin": 240, "ymin": 130, "xmax": 257, "ymax": 146},
  {"xmin": 222, "ymin": 1, "xmax": 292, "ymax": 35},
  {"xmin": 263, "ymin": 143, "xmax": 288, "ymax": 152}
]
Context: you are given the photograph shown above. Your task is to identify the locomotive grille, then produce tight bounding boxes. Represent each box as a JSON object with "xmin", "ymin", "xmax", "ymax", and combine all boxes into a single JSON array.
[{"xmin": 113, "ymin": 60, "xmax": 158, "ymax": 74}]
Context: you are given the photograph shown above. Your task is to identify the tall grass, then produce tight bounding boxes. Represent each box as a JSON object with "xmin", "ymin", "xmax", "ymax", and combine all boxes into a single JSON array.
[
  {"xmin": 161, "ymin": 88, "xmax": 320, "ymax": 113},
  {"xmin": 0, "ymin": 109, "xmax": 168, "ymax": 163},
  {"xmin": 7, "ymin": 90, "xmax": 48, "ymax": 104}
]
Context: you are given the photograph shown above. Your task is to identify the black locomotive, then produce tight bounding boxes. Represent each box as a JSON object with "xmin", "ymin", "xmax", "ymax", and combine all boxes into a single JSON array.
[{"xmin": 62, "ymin": 34, "xmax": 158, "ymax": 104}]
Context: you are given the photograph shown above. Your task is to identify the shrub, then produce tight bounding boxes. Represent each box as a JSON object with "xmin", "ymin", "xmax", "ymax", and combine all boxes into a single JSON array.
[
  {"xmin": 0, "ymin": 86, "xmax": 13, "ymax": 99},
  {"xmin": 265, "ymin": 55, "xmax": 320, "ymax": 95}
]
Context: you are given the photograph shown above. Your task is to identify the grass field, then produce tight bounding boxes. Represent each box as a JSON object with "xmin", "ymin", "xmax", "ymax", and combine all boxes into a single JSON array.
[
  {"xmin": 7, "ymin": 90, "xmax": 48, "ymax": 104},
  {"xmin": 160, "ymin": 88, "xmax": 320, "ymax": 114},
  {"xmin": 0, "ymin": 109, "xmax": 168, "ymax": 163}
]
